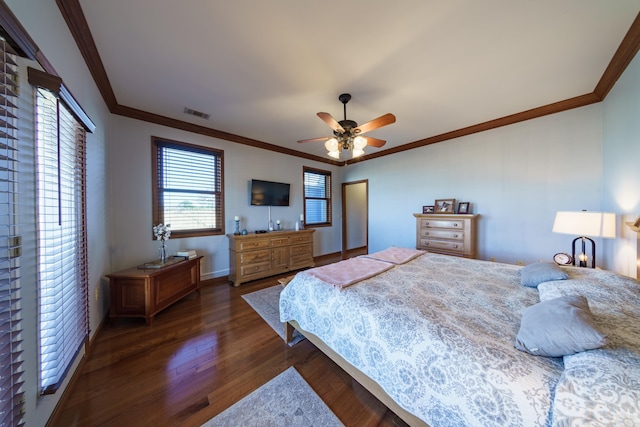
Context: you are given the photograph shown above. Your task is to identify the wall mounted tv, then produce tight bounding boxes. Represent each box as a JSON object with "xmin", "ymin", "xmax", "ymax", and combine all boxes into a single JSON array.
[{"xmin": 250, "ymin": 179, "xmax": 291, "ymax": 206}]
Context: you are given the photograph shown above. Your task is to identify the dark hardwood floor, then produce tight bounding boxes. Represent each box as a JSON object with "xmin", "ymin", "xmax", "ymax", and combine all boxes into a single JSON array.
[{"xmin": 50, "ymin": 260, "xmax": 407, "ymax": 427}]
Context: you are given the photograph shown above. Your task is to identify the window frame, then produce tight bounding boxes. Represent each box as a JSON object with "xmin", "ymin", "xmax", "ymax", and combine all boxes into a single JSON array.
[
  {"xmin": 303, "ymin": 166, "xmax": 332, "ymax": 228},
  {"xmin": 151, "ymin": 136, "xmax": 225, "ymax": 238}
]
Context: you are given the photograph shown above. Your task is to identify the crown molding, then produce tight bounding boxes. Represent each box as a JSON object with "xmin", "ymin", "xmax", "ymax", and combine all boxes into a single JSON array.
[{"xmin": 53, "ymin": 0, "xmax": 640, "ymax": 166}]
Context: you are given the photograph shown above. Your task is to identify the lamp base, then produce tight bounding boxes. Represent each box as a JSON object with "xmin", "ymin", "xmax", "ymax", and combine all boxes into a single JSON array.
[{"xmin": 571, "ymin": 236, "xmax": 596, "ymax": 268}]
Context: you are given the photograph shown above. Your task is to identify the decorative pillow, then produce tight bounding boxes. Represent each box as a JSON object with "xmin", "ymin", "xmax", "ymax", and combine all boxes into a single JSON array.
[
  {"xmin": 519, "ymin": 261, "xmax": 568, "ymax": 287},
  {"xmin": 515, "ymin": 295, "xmax": 608, "ymax": 357}
]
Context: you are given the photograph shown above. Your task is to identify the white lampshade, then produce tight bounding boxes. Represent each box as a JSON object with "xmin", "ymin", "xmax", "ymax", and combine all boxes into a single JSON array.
[
  {"xmin": 327, "ymin": 150, "xmax": 340, "ymax": 159},
  {"xmin": 324, "ymin": 138, "xmax": 338, "ymax": 151},
  {"xmin": 552, "ymin": 211, "xmax": 616, "ymax": 239},
  {"xmin": 353, "ymin": 136, "xmax": 367, "ymax": 149}
]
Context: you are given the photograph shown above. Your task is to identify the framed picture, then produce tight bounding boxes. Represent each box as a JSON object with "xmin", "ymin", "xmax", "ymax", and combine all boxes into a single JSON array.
[
  {"xmin": 634, "ymin": 215, "xmax": 640, "ymax": 228},
  {"xmin": 458, "ymin": 202, "xmax": 470, "ymax": 214},
  {"xmin": 422, "ymin": 205, "xmax": 434, "ymax": 214},
  {"xmin": 434, "ymin": 198, "xmax": 456, "ymax": 214}
]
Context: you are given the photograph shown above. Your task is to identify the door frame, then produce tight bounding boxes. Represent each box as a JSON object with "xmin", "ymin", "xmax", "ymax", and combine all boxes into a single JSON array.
[{"xmin": 341, "ymin": 179, "xmax": 368, "ymax": 259}]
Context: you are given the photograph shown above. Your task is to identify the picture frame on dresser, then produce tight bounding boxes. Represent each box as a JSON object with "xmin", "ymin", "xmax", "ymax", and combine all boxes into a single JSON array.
[
  {"xmin": 422, "ymin": 205, "xmax": 434, "ymax": 214},
  {"xmin": 458, "ymin": 202, "xmax": 470, "ymax": 214},
  {"xmin": 434, "ymin": 198, "xmax": 455, "ymax": 214}
]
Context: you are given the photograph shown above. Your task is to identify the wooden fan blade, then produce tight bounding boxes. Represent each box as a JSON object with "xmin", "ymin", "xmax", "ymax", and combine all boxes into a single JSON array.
[
  {"xmin": 317, "ymin": 112, "xmax": 344, "ymax": 132},
  {"xmin": 364, "ymin": 136, "xmax": 386, "ymax": 148},
  {"xmin": 297, "ymin": 136, "xmax": 329, "ymax": 143},
  {"xmin": 354, "ymin": 113, "xmax": 396, "ymax": 134}
]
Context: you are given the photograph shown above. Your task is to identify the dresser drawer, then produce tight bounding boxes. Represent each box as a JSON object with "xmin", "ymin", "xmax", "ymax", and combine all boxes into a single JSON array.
[
  {"xmin": 420, "ymin": 219, "xmax": 464, "ymax": 229},
  {"xmin": 290, "ymin": 253, "xmax": 313, "ymax": 267},
  {"xmin": 420, "ymin": 229, "xmax": 464, "ymax": 240},
  {"xmin": 239, "ymin": 249, "xmax": 270, "ymax": 265},
  {"xmin": 240, "ymin": 261, "xmax": 272, "ymax": 277},
  {"xmin": 239, "ymin": 239, "xmax": 270, "ymax": 251},
  {"xmin": 290, "ymin": 243, "xmax": 312, "ymax": 256},
  {"xmin": 290, "ymin": 234, "xmax": 312, "ymax": 245},
  {"xmin": 270, "ymin": 236, "xmax": 289, "ymax": 247},
  {"xmin": 420, "ymin": 239, "xmax": 465, "ymax": 253}
]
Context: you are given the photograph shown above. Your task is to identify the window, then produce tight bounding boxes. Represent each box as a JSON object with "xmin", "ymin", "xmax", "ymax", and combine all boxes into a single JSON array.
[
  {"xmin": 152, "ymin": 137, "xmax": 224, "ymax": 238},
  {"xmin": 35, "ymin": 85, "xmax": 88, "ymax": 394},
  {"xmin": 0, "ymin": 37, "xmax": 24, "ymax": 425},
  {"xmin": 303, "ymin": 167, "xmax": 332, "ymax": 227}
]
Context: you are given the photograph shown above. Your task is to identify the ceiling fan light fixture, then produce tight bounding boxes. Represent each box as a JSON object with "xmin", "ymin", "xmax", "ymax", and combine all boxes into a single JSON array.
[
  {"xmin": 353, "ymin": 136, "xmax": 367, "ymax": 149},
  {"xmin": 352, "ymin": 148, "xmax": 365, "ymax": 158},
  {"xmin": 298, "ymin": 93, "xmax": 395, "ymax": 160},
  {"xmin": 328, "ymin": 150, "xmax": 341, "ymax": 159},
  {"xmin": 324, "ymin": 138, "xmax": 338, "ymax": 151}
]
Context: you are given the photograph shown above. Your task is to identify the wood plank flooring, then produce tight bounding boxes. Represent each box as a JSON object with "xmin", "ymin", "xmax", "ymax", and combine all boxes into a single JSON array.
[{"xmin": 50, "ymin": 263, "xmax": 408, "ymax": 427}]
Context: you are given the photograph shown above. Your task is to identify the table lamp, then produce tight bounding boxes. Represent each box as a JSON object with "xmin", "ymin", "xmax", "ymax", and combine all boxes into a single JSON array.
[{"xmin": 552, "ymin": 211, "xmax": 616, "ymax": 268}]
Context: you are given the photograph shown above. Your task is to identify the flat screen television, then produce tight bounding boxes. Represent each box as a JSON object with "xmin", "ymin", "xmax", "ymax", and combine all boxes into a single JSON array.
[{"xmin": 250, "ymin": 179, "xmax": 290, "ymax": 206}]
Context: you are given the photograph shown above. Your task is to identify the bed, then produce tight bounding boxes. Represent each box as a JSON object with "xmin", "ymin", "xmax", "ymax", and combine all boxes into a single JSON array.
[{"xmin": 279, "ymin": 249, "xmax": 640, "ymax": 427}]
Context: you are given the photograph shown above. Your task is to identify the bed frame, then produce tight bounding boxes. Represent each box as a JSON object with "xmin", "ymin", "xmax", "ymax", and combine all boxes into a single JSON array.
[{"xmin": 285, "ymin": 321, "xmax": 429, "ymax": 427}]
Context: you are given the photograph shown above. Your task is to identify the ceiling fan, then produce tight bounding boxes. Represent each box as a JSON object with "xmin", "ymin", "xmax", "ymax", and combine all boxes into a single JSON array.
[{"xmin": 298, "ymin": 93, "xmax": 396, "ymax": 159}]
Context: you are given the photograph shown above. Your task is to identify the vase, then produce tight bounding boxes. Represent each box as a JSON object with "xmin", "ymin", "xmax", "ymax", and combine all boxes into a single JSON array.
[{"xmin": 160, "ymin": 242, "xmax": 167, "ymax": 263}]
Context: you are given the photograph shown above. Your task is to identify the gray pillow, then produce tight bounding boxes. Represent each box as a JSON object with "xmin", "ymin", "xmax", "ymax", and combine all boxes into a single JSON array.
[
  {"xmin": 519, "ymin": 261, "xmax": 568, "ymax": 287},
  {"xmin": 515, "ymin": 295, "xmax": 608, "ymax": 357}
]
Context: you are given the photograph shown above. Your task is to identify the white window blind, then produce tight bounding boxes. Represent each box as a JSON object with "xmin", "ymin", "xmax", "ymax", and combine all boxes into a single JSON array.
[
  {"xmin": 0, "ymin": 36, "xmax": 24, "ymax": 426},
  {"xmin": 152, "ymin": 137, "xmax": 224, "ymax": 238},
  {"xmin": 303, "ymin": 167, "xmax": 332, "ymax": 226},
  {"xmin": 35, "ymin": 86, "xmax": 88, "ymax": 394}
]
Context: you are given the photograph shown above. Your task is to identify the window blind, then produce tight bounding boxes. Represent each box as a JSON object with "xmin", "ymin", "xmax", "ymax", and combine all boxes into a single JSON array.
[
  {"xmin": 303, "ymin": 167, "xmax": 332, "ymax": 226},
  {"xmin": 0, "ymin": 37, "xmax": 24, "ymax": 426},
  {"xmin": 152, "ymin": 138, "xmax": 224, "ymax": 238},
  {"xmin": 35, "ymin": 87, "xmax": 88, "ymax": 394}
]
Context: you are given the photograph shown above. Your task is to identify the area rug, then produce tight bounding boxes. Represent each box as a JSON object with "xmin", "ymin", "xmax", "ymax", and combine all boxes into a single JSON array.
[
  {"xmin": 242, "ymin": 285, "xmax": 305, "ymax": 346},
  {"xmin": 200, "ymin": 366, "xmax": 344, "ymax": 427}
]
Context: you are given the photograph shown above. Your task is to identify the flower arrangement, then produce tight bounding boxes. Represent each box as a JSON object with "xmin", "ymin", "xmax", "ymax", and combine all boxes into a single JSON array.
[
  {"xmin": 153, "ymin": 223, "xmax": 171, "ymax": 263},
  {"xmin": 153, "ymin": 223, "xmax": 171, "ymax": 242}
]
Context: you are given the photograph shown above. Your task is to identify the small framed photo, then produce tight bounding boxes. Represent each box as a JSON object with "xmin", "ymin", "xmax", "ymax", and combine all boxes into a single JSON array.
[
  {"xmin": 434, "ymin": 198, "xmax": 456, "ymax": 214},
  {"xmin": 458, "ymin": 202, "xmax": 470, "ymax": 214},
  {"xmin": 633, "ymin": 215, "xmax": 640, "ymax": 228},
  {"xmin": 422, "ymin": 205, "xmax": 434, "ymax": 214}
]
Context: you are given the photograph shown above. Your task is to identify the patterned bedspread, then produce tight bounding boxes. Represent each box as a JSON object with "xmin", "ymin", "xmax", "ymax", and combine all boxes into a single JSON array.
[
  {"xmin": 279, "ymin": 253, "xmax": 640, "ymax": 426},
  {"xmin": 280, "ymin": 253, "xmax": 564, "ymax": 426},
  {"xmin": 537, "ymin": 269, "xmax": 640, "ymax": 426}
]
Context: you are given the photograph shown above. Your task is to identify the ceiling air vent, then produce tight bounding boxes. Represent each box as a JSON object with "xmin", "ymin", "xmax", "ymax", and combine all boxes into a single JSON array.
[{"xmin": 183, "ymin": 107, "xmax": 210, "ymax": 120}]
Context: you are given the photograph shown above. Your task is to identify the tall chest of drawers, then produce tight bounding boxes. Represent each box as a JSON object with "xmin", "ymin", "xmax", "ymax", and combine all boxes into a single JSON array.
[
  {"xmin": 413, "ymin": 214, "xmax": 479, "ymax": 258},
  {"xmin": 228, "ymin": 229, "xmax": 315, "ymax": 286}
]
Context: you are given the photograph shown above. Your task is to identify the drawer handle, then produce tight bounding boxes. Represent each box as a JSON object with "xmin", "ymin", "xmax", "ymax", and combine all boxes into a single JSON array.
[
  {"xmin": 453, "ymin": 234, "xmax": 459, "ymax": 238},
  {"xmin": 425, "ymin": 222, "xmax": 430, "ymax": 225},
  {"xmin": 453, "ymin": 245, "xmax": 458, "ymax": 249},
  {"xmin": 425, "ymin": 232, "xmax": 430, "ymax": 236},
  {"xmin": 453, "ymin": 223, "xmax": 459, "ymax": 227},
  {"xmin": 425, "ymin": 242, "xmax": 430, "ymax": 246}
]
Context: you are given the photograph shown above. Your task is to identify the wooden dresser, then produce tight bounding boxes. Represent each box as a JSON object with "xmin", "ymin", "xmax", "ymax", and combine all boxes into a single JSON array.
[
  {"xmin": 413, "ymin": 214, "xmax": 479, "ymax": 258},
  {"xmin": 228, "ymin": 229, "xmax": 315, "ymax": 286},
  {"xmin": 107, "ymin": 256, "xmax": 202, "ymax": 325}
]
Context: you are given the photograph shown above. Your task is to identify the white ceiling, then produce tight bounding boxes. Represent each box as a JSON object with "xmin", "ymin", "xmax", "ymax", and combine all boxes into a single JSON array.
[{"xmin": 78, "ymin": 0, "xmax": 640, "ymax": 161}]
